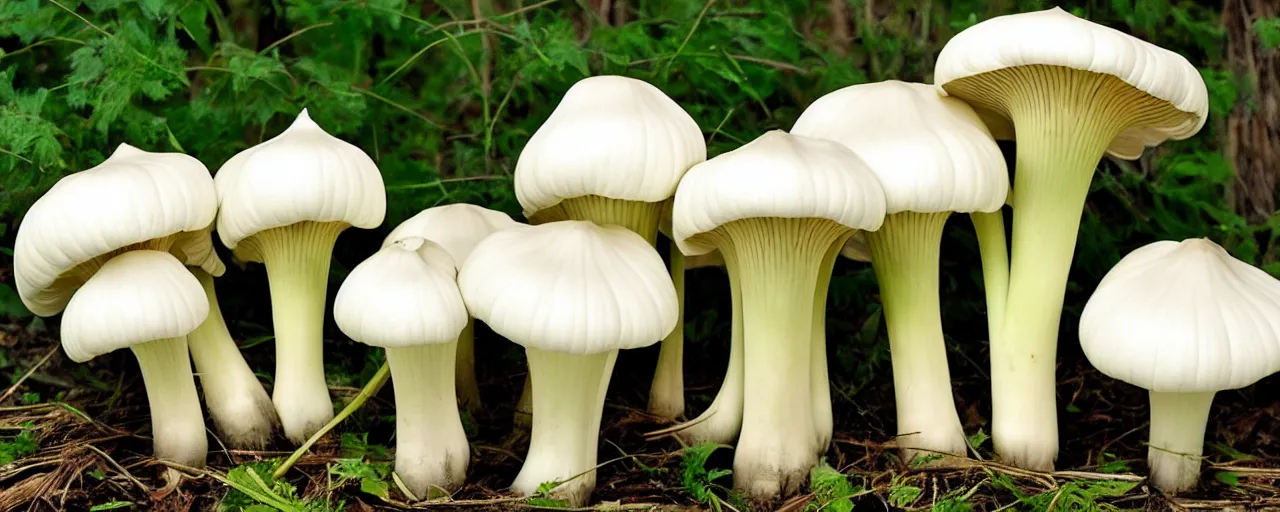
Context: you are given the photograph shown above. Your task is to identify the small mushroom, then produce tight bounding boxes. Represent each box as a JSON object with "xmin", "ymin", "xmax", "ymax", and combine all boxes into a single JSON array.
[
  {"xmin": 61, "ymin": 251, "xmax": 210, "ymax": 467},
  {"xmin": 1079, "ymin": 238, "xmax": 1280, "ymax": 493}
]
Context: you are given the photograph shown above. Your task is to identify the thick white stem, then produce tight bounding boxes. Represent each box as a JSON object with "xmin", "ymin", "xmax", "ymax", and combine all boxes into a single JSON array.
[
  {"xmin": 186, "ymin": 268, "xmax": 279, "ymax": 449},
  {"xmin": 867, "ymin": 212, "xmax": 967, "ymax": 462},
  {"xmin": 720, "ymin": 218, "xmax": 846, "ymax": 501},
  {"xmin": 131, "ymin": 337, "xmax": 208, "ymax": 468},
  {"xmin": 387, "ymin": 344, "xmax": 470, "ymax": 498},
  {"xmin": 512, "ymin": 348, "xmax": 616, "ymax": 507},
  {"xmin": 1147, "ymin": 390, "xmax": 1214, "ymax": 494},
  {"xmin": 514, "ymin": 368, "xmax": 533, "ymax": 431},
  {"xmin": 246, "ymin": 222, "xmax": 345, "ymax": 444},
  {"xmin": 456, "ymin": 319, "xmax": 481, "ymax": 412},
  {"xmin": 649, "ymin": 243, "xmax": 686, "ymax": 419}
]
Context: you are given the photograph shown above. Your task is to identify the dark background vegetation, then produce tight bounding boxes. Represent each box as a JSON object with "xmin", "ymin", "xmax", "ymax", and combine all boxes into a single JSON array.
[{"xmin": 1, "ymin": 0, "xmax": 1279, "ymax": 510}]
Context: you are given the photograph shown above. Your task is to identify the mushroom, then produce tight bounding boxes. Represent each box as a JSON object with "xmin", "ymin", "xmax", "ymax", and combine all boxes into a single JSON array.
[
  {"xmin": 334, "ymin": 237, "xmax": 470, "ymax": 498},
  {"xmin": 791, "ymin": 80, "xmax": 1008, "ymax": 462},
  {"xmin": 671, "ymin": 130, "xmax": 886, "ymax": 500},
  {"xmin": 1079, "ymin": 238, "xmax": 1280, "ymax": 493},
  {"xmin": 933, "ymin": 6, "xmax": 1209, "ymax": 470},
  {"xmin": 186, "ymin": 266, "xmax": 280, "ymax": 449},
  {"xmin": 514, "ymin": 75, "xmax": 705, "ymax": 420},
  {"xmin": 382, "ymin": 203, "xmax": 524, "ymax": 412},
  {"xmin": 60, "ymin": 250, "xmax": 210, "ymax": 467},
  {"xmin": 458, "ymin": 220, "xmax": 678, "ymax": 506},
  {"xmin": 214, "ymin": 109, "xmax": 387, "ymax": 443}
]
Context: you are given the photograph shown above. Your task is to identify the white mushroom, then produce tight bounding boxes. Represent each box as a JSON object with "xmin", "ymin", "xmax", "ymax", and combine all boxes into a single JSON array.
[
  {"xmin": 215, "ymin": 109, "xmax": 387, "ymax": 443},
  {"xmin": 791, "ymin": 80, "xmax": 1008, "ymax": 461},
  {"xmin": 933, "ymin": 6, "xmax": 1209, "ymax": 470},
  {"xmin": 382, "ymin": 203, "xmax": 523, "ymax": 412},
  {"xmin": 458, "ymin": 221, "xmax": 677, "ymax": 506},
  {"xmin": 334, "ymin": 237, "xmax": 470, "ymax": 498},
  {"xmin": 1079, "ymin": 238, "xmax": 1280, "ymax": 493},
  {"xmin": 671, "ymin": 130, "xmax": 886, "ymax": 500},
  {"xmin": 61, "ymin": 250, "xmax": 210, "ymax": 467}
]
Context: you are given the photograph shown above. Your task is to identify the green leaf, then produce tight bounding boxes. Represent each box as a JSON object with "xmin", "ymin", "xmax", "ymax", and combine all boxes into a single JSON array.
[
  {"xmin": 1215, "ymin": 471, "xmax": 1240, "ymax": 487},
  {"xmin": 0, "ymin": 282, "xmax": 32, "ymax": 319},
  {"xmin": 89, "ymin": 502, "xmax": 134, "ymax": 511},
  {"xmin": 179, "ymin": 2, "xmax": 214, "ymax": 56}
]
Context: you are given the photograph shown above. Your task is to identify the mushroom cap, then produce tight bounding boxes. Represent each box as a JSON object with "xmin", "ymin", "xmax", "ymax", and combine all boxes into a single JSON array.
[
  {"xmin": 933, "ymin": 7, "xmax": 1208, "ymax": 159},
  {"xmin": 457, "ymin": 220, "xmax": 678, "ymax": 355},
  {"xmin": 334, "ymin": 237, "xmax": 469, "ymax": 349},
  {"xmin": 671, "ymin": 130, "xmax": 887, "ymax": 256},
  {"xmin": 214, "ymin": 109, "xmax": 387, "ymax": 249},
  {"xmin": 382, "ymin": 203, "xmax": 524, "ymax": 268},
  {"xmin": 60, "ymin": 250, "xmax": 209, "ymax": 363},
  {"xmin": 14, "ymin": 144, "xmax": 218, "ymax": 317},
  {"xmin": 1079, "ymin": 238, "xmax": 1280, "ymax": 393},
  {"xmin": 791, "ymin": 80, "xmax": 1008, "ymax": 215},
  {"xmin": 514, "ymin": 75, "xmax": 706, "ymax": 217}
]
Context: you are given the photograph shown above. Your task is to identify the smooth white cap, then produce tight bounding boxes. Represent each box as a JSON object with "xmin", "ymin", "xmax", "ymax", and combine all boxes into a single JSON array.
[
  {"xmin": 214, "ymin": 109, "xmax": 386, "ymax": 250},
  {"xmin": 514, "ymin": 75, "xmax": 706, "ymax": 217},
  {"xmin": 14, "ymin": 144, "xmax": 218, "ymax": 316},
  {"xmin": 334, "ymin": 238, "xmax": 469, "ymax": 349},
  {"xmin": 791, "ymin": 81, "xmax": 1008, "ymax": 215},
  {"xmin": 1079, "ymin": 238, "xmax": 1280, "ymax": 393},
  {"xmin": 382, "ymin": 203, "xmax": 524, "ymax": 268},
  {"xmin": 671, "ymin": 130, "xmax": 887, "ymax": 256},
  {"xmin": 458, "ymin": 220, "xmax": 678, "ymax": 354},
  {"xmin": 60, "ymin": 250, "xmax": 209, "ymax": 363},
  {"xmin": 933, "ymin": 7, "xmax": 1209, "ymax": 159}
]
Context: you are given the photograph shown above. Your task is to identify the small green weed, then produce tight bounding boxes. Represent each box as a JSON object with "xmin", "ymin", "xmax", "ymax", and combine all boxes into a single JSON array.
[
  {"xmin": 805, "ymin": 463, "xmax": 864, "ymax": 512},
  {"xmin": 0, "ymin": 427, "xmax": 38, "ymax": 465},
  {"xmin": 219, "ymin": 461, "xmax": 341, "ymax": 512},
  {"xmin": 679, "ymin": 442, "xmax": 739, "ymax": 512}
]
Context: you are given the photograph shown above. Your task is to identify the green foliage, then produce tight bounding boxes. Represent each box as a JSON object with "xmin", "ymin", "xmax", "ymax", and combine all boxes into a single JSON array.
[
  {"xmin": 220, "ymin": 461, "xmax": 342, "ymax": 512},
  {"xmin": 805, "ymin": 463, "xmax": 864, "ymax": 512},
  {"xmin": 0, "ymin": 282, "xmax": 31, "ymax": 319},
  {"xmin": 0, "ymin": 427, "xmax": 38, "ymax": 465},
  {"xmin": 991, "ymin": 472, "xmax": 1140, "ymax": 512},
  {"xmin": 678, "ymin": 442, "xmax": 738, "ymax": 511},
  {"xmin": 88, "ymin": 502, "xmax": 133, "ymax": 511},
  {"xmin": 327, "ymin": 458, "xmax": 392, "ymax": 500}
]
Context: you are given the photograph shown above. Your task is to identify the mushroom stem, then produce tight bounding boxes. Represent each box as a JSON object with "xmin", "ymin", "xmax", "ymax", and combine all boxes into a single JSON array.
[
  {"xmin": 513, "ymin": 347, "xmax": 618, "ymax": 507},
  {"xmin": 810, "ymin": 237, "xmax": 843, "ymax": 455},
  {"xmin": 663, "ymin": 254, "xmax": 743, "ymax": 445},
  {"xmin": 970, "ymin": 210, "xmax": 1009, "ymax": 337},
  {"xmin": 186, "ymin": 269, "xmax": 279, "ymax": 449},
  {"xmin": 945, "ymin": 66, "xmax": 1194, "ymax": 470},
  {"xmin": 1147, "ymin": 390, "xmax": 1214, "ymax": 493},
  {"xmin": 455, "ymin": 319, "xmax": 481, "ymax": 412},
  {"xmin": 648, "ymin": 243, "xmax": 686, "ymax": 419},
  {"xmin": 866, "ymin": 212, "xmax": 968, "ymax": 462},
  {"xmin": 242, "ymin": 221, "xmax": 346, "ymax": 444},
  {"xmin": 711, "ymin": 218, "xmax": 847, "ymax": 500},
  {"xmin": 386, "ymin": 343, "xmax": 470, "ymax": 498},
  {"xmin": 558, "ymin": 195, "xmax": 663, "ymax": 246},
  {"xmin": 131, "ymin": 337, "xmax": 208, "ymax": 468}
]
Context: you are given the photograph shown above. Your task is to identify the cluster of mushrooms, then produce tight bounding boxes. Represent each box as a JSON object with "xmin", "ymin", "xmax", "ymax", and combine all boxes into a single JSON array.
[{"xmin": 11, "ymin": 6, "xmax": 1280, "ymax": 506}]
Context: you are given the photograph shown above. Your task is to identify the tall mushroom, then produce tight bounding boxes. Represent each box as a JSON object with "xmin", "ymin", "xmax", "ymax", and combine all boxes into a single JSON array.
[
  {"xmin": 214, "ymin": 109, "xmax": 387, "ymax": 443},
  {"xmin": 791, "ymin": 80, "xmax": 1008, "ymax": 461},
  {"xmin": 1079, "ymin": 238, "xmax": 1280, "ymax": 493},
  {"xmin": 672, "ymin": 131, "xmax": 886, "ymax": 500},
  {"xmin": 382, "ymin": 203, "xmax": 523, "ymax": 412},
  {"xmin": 933, "ymin": 6, "xmax": 1209, "ymax": 469},
  {"xmin": 458, "ymin": 221, "xmax": 677, "ymax": 506},
  {"xmin": 60, "ymin": 250, "xmax": 210, "ymax": 467},
  {"xmin": 513, "ymin": 75, "xmax": 705, "ymax": 419},
  {"xmin": 334, "ymin": 237, "xmax": 471, "ymax": 498}
]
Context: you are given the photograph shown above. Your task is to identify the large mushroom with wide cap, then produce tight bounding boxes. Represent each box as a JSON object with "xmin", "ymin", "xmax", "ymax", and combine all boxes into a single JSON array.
[
  {"xmin": 1079, "ymin": 238, "xmax": 1280, "ymax": 493},
  {"xmin": 933, "ymin": 6, "xmax": 1209, "ymax": 470},
  {"xmin": 514, "ymin": 75, "xmax": 705, "ymax": 420},
  {"xmin": 791, "ymin": 80, "xmax": 1008, "ymax": 462},
  {"xmin": 671, "ymin": 130, "xmax": 886, "ymax": 501},
  {"xmin": 334, "ymin": 237, "xmax": 471, "ymax": 498},
  {"xmin": 214, "ymin": 109, "xmax": 387, "ymax": 444},
  {"xmin": 458, "ymin": 220, "xmax": 678, "ymax": 507},
  {"xmin": 382, "ymin": 203, "xmax": 523, "ymax": 412},
  {"xmin": 60, "ymin": 250, "xmax": 211, "ymax": 467}
]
